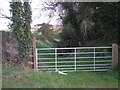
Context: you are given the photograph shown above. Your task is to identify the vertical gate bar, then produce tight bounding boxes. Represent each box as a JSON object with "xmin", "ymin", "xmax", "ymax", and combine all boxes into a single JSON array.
[
  {"xmin": 55, "ymin": 49, "xmax": 57, "ymax": 71},
  {"xmin": 75, "ymin": 48, "xmax": 77, "ymax": 71},
  {"xmin": 36, "ymin": 49, "xmax": 38, "ymax": 71},
  {"xmin": 94, "ymin": 48, "xmax": 96, "ymax": 70}
]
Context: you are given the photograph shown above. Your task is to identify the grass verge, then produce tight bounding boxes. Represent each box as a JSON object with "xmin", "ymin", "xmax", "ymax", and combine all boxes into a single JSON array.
[{"xmin": 2, "ymin": 65, "xmax": 118, "ymax": 88}]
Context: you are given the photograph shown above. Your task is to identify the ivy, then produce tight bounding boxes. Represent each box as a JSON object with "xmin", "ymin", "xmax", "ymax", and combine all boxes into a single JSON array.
[{"xmin": 10, "ymin": 0, "xmax": 32, "ymax": 58}]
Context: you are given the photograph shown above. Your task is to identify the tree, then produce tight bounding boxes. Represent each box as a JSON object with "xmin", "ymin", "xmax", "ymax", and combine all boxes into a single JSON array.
[
  {"xmin": 58, "ymin": 23, "xmax": 78, "ymax": 47},
  {"xmin": 36, "ymin": 23, "xmax": 56, "ymax": 42},
  {"xmin": 55, "ymin": 2, "xmax": 94, "ymax": 46},
  {"xmin": 46, "ymin": 2, "xmax": 119, "ymax": 46},
  {"xmin": 91, "ymin": 3, "xmax": 119, "ymax": 44},
  {"xmin": 10, "ymin": 0, "xmax": 32, "ymax": 60}
]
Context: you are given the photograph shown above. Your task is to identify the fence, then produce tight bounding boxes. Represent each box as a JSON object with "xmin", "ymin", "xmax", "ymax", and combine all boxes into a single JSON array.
[{"xmin": 35, "ymin": 46, "xmax": 114, "ymax": 72}]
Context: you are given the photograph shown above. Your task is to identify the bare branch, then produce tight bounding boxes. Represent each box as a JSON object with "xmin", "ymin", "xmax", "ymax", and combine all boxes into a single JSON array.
[
  {"xmin": 0, "ymin": 9, "xmax": 11, "ymax": 19},
  {"xmin": 0, "ymin": 14, "xmax": 11, "ymax": 19}
]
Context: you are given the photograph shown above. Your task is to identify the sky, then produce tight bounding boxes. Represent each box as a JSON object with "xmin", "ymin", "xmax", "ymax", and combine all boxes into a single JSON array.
[
  {"xmin": 0, "ymin": 0, "xmax": 119, "ymax": 30},
  {"xmin": 0, "ymin": 0, "xmax": 11, "ymax": 30},
  {"xmin": 0, "ymin": 0, "xmax": 61, "ymax": 30}
]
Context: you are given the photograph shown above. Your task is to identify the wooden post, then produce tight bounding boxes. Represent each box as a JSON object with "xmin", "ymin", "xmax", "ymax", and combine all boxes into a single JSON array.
[
  {"xmin": 33, "ymin": 37, "xmax": 37, "ymax": 70},
  {"xmin": 112, "ymin": 43, "xmax": 118, "ymax": 69}
]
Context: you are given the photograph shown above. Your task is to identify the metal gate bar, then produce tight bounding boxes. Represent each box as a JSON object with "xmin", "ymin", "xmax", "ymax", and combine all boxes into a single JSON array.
[{"xmin": 36, "ymin": 47, "xmax": 112, "ymax": 72}]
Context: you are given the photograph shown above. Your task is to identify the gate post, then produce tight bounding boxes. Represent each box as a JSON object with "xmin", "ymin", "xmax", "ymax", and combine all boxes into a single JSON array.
[
  {"xmin": 33, "ymin": 37, "xmax": 37, "ymax": 70},
  {"xmin": 112, "ymin": 43, "xmax": 118, "ymax": 69}
]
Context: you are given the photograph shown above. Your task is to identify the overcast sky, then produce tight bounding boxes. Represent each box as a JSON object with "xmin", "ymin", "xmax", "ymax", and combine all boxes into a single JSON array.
[
  {"xmin": 0, "ymin": 0, "xmax": 119, "ymax": 30},
  {"xmin": 0, "ymin": 0, "xmax": 61, "ymax": 30}
]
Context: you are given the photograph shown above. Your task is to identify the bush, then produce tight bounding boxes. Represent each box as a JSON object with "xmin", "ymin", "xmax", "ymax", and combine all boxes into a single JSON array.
[{"xmin": 35, "ymin": 34, "xmax": 46, "ymax": 40}]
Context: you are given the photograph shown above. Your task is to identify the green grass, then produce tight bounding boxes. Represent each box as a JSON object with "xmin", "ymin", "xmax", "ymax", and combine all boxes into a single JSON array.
[
  {"xmin": 2, "ymin": 33, "xmax": 118, "ymax": 88},
  {"xmin": 36, "ymin": 34, "xmax": 46, "ymax": 40},
  {"xmin": 2, "ymin": 65, "xmax": 118, "ymax": 88},
  {"xmin": 36, "ymin": 41, "xmax": 56, "ymax": 48}
]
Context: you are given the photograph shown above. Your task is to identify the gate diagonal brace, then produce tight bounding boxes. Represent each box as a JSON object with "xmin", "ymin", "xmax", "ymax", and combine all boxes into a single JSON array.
[{"xmin": 55, "ymin": 69, "xmax": 67, "ymax": 75}]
